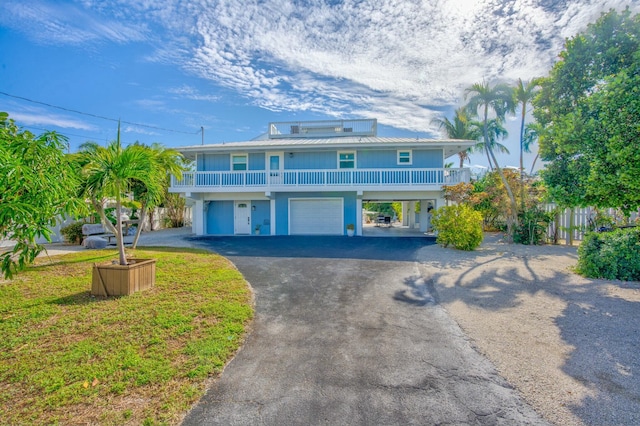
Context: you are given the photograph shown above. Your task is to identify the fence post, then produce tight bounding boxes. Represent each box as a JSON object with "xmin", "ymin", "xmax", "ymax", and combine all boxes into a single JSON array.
[{"xmin": 567, "ymin": 208, "xmax": 574, "ymax": 246}]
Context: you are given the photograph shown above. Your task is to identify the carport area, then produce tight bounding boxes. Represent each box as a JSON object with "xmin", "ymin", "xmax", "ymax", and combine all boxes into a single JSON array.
[
  {"xmin": 362, "ymin": 222, "xmax": 430, "ymax": 237},
  {"xmin": 361, "ymin": 199, "xmax": 436, "ymax": 237}
]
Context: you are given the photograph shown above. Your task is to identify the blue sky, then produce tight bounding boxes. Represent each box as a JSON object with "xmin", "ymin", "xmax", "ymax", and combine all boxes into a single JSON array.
[{"xmin": 1, "ymin": 0, "xmax": 638, "ymax": 169}]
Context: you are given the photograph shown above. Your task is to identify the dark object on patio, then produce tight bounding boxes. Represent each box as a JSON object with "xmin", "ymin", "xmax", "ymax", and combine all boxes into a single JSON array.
[{"xmin": 376, "ymin": 215, "xmax": 392, "ymax": 227}]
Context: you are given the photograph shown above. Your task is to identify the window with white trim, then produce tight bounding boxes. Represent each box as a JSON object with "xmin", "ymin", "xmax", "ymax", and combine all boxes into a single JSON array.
[
  {"xmin": 397, "ymin": 150, "xmax": 412, "ymax": 165},
  {"xmin": 338, "ymin": 151, "xmax": 356, "ymax": 169},
  {"xmin": 231, "ymin": 154, "xmax": 248, "ymax": 171}
]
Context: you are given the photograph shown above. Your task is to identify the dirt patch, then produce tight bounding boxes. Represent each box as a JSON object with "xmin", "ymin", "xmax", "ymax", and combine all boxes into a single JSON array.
[{"xmin": 417, "ymin": 233, "xmax": 640, "ymax": 426}]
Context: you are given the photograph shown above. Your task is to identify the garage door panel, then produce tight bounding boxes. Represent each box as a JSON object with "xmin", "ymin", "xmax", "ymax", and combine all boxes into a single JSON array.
[{"xmin": 290, "ymin": 199, "xmax": 343, "ymax": 235}]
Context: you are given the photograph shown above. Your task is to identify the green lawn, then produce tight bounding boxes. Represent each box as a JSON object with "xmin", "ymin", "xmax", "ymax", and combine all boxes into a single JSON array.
[{"xmin": 0, "ymin": 247, "xmax": 254, "ymax": 425}]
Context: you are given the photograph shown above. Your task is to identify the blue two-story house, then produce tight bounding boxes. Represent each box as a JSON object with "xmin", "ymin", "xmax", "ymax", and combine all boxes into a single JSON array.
[{"xmin": 169, "ymin": 119, "xmax": 474, "ymax": 236}]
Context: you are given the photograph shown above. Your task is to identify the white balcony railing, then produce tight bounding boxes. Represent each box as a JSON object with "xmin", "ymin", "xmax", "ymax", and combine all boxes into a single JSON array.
[{"xmin": 171, "ymin": 168, "xmax": 469, "ymax": 190}]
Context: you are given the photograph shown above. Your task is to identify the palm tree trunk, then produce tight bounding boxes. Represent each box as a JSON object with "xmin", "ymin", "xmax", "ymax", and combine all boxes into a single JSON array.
[
  {"xmin": 529, "ymin": 153, "xmax": 539, "ymax": 176},
  {"xmin": 115, "ymin": 196, "xmax": 127, "ymax": 265},
  {"xmin": 90, "ymin": 199, "xmax": 117, "ymax": 235},
  {"xmin": 519, "ymin": 106, "xmax": 526, "ymax": 212},
  {"xmin": 131, "ymin": 200, "xmax": 147, "ymax": 249},
  {"xmin": 483, "ymin": 104, "xmax": 518, "ymax": 240}
]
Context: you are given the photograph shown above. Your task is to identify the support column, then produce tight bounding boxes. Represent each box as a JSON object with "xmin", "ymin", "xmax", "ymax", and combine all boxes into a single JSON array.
[
  {"xmin": 194, "ymin": 199, "xmax": 205, "ymax": 236},
  {"xmin": 356, "ymin": 197, "xmax": 363, "ymax": 236},
  {"xmin": 270, "ymin": 198, "xmax": 276, "ymax": 235},
  {"xmin": 402, "ymin": 201, "xmax": 409, "ymax": 227}
]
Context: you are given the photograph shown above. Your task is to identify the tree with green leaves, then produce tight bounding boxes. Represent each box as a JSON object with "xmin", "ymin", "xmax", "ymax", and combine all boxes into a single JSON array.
[
  {"xmin": 465, "ymin": 80, "xmax": 518, "ymax": 237},
  {"xmin": 77, "ymin": 124, "xmax": 165, "ymax": 265},
  {"xmin": 534, "ymin": 8, "xmax": 640, "ymax": 215},
  {"xmin": 0, "ymin": 112, "xmax": 86, "ymax": 278},
  {"xmin": 432, "ymin": 107, "xmax": 481, "ymax": 168}
]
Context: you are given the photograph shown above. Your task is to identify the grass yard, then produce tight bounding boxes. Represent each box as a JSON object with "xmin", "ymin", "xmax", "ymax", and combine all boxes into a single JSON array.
[{"xmin": 0, "ymin": 247, "xmax": 254, "ymax": 425}]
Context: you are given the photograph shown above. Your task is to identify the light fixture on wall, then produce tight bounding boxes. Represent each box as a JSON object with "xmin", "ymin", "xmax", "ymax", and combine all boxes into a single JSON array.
[
  {"xmin": 289, "ymin": 152, "xmax": 294, "ymax": 158},
  {"xmin": 252, "ymin": 205, "xmax": 256, "ymax": 211}
]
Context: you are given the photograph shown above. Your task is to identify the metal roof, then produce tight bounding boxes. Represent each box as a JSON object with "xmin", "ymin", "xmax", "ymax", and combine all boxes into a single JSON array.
[{"xmin": 177, "ymin": 136, "xmax": 475, "ymax": 159}]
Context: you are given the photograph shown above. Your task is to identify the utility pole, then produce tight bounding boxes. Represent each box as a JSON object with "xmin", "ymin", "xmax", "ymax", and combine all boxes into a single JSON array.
[{"xmin": 201, "ymin": 126, "xmax": 204, "ymax": 145}]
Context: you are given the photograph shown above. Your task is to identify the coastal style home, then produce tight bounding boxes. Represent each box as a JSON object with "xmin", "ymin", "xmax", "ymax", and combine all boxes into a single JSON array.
[{"xmin": 169, "ymin": 119, "xmax": 474, "ymax": 236}]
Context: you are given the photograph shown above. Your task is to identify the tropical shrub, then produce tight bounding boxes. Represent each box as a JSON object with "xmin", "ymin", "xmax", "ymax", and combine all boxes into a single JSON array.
[
  {"xmin": 60, "ymin": 221, "xmax": 86, "ymax": 245},
  {"xmin": 431, "ymin": 204, "xmax": 483, "ymax": 250},
  {"xmin": 513, "ymin": 207, "xmax": 553, "ymax": 245},
  {"xmin": 577, "ymin": 228, "xmax": 640, "ymax": 281}
]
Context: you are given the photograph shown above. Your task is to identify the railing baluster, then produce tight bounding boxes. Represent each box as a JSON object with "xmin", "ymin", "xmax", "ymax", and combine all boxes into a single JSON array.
[{"xmin": 174, "ymin": 167, "xmax": 469, "ymax": 189}]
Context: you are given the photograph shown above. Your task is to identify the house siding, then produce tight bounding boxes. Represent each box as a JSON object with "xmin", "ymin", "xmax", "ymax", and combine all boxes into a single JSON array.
[
  {"xmin": 249, "ymin": 153, "xmax": 265, "ymax": 171},
  {"xmin": 200, "ymin": 154, "xmax": 230, "ymax": 172},
  {"xmin": 206, "ymin": 200, "xmax": 234, "ymax": 234},
  {"xmin": 251, "ymin": 200, "xmax": 271, "ymax": 234},
  {"xmin": 197, "ymin": 149, "xmax": 443, "ymax": 172},
  {"xmin": 285, "ymin": 151, "xmax": 335, "ymax": 170},
  {"xmin": 413, "ymin": 150, "xmax": 442, "ymax": 168}
]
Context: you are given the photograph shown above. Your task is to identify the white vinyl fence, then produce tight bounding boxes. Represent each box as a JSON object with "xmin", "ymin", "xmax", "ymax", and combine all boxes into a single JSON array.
[
  {"xmin": 545, "ymin": 204, "xmax": 639, "ymax": 244},
  {"xmin": 32, "ymin": 206, "xmax": 193, "ymax": 244}
]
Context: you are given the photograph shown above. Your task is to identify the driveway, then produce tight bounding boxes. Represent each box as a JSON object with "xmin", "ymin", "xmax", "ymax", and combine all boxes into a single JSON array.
[{"xmin": 182, "ymin": 236, "xmax": 547, "ymax": 425}]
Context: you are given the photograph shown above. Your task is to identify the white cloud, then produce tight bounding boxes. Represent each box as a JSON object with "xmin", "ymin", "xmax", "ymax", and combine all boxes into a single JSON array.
[
  {"xmin": 168, "ymin": 85, "xmax": 221, "ymax": 102},
  {"xmin": 0, "ymin": 0, "xmax": 149, "ymax": 46},
  {"xmin": 6, "ymin": 110, "xmax": 96, "ymax": 131},
  {"xmin": 174, "ymin": 0, "xmax": 640, "ymax": 134},
  {"xmin": 5, "ymin": 0, "xmax": 640, "ymax": 136}
]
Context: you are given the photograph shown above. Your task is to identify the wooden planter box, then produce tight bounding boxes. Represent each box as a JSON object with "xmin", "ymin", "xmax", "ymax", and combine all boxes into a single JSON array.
[{"xmin": 92, "ymin": 258, "xmax": 156, "ymax": 297}]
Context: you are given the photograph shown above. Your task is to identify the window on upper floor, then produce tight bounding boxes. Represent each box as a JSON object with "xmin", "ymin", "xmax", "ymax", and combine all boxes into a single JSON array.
[
  {"xmin": 338, "ymin": 151, "xmax": 356, "ymax": 169},
  {"xmin": 397, "ymin": 150, "xmax": 412, "ymax": 165},
  {"xmin": 231, "ymin": 154, "xmax": 248, "ymax": 171}
]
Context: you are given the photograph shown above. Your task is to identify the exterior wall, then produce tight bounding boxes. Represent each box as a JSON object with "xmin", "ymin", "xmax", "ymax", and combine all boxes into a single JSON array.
[
  {"xmin": 197, "ymin": 148, "xmax": 443, "ymax": 172},
  {"xmin": 206, "ymin": 200, "xmax": 234, "ymax": 235},
  {"xmin": 358, "ymin": 149, "xmax": 441, "ymax": 168},
  {"xmin": 249, "ymin": 153, "xmax": 265, "ymax": 171},
  {"xmin": 285, "ymin": 151, "xmax": 335, "ymax": 169},
  {"xmin": 413, "ymin": 150, "xmax": 442, "ymax": 168},
  {"xmin": 251, "ymin": 200, "xmax": 271, "ymax": 234},
  {"xmin": 199, "ymin": 153, "xmax": 230, "ymax": 172}
]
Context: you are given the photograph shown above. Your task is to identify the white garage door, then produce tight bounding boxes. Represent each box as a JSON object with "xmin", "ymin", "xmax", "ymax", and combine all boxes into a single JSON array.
[{"xmin": 290, "ymin": 198, "xmax": 343, "ymax": 235}]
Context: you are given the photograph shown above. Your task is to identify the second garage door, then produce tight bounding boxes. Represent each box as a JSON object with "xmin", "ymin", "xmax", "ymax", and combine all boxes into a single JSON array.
[{"xmin": 289, "ymin": 198, "xmax": 343, "ymax": 235}]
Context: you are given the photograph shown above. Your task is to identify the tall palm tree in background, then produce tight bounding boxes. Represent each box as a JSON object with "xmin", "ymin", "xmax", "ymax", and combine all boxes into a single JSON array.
[
  {"xmin": 432, "ymin": 107, "xmax": 481, "ymax": 168},
  {"xmin": 513, "ymin": 78, "xmax": 541, "ymax": 208},
  {"xmin": 523, "ymin": 121, "xmax": 546, "ymax": 175},
  {"xmin": 470, "ymin": 118, "xmax": 509, "ymax": 170},
  {"xmin": 78, "ymin": 124, "xmax": 165, "ymax": 265},
  {"xmin": 465, "ymin": 80, "xmax": 519, "ymax": 236}
]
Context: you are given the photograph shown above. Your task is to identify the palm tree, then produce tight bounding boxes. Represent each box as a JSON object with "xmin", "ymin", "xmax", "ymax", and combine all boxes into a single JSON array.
[
  {"xmin": 470, "ymin": 118, "xmax": 509, "ymax": 169},
  {"xmin": 78, "ymin": 123, "xmax": 164, "ymax": 265},
  {"xmin": 465, "ymin": 80, "xmax": 519, "ymax": 236},
  {"xmin": 513, "ymin": 78, "xmax": 540, "ymax": 208},
  {"xmin": 432, "ymin": 107, "xmax": 481, "ymax": 168},
  {"xmin": 130, "ymin": 143, "xmax": 186, "ymax": 248},
  {"xmin": 523, "ymin": 121, "xmax": 546, "ymax": 175}
]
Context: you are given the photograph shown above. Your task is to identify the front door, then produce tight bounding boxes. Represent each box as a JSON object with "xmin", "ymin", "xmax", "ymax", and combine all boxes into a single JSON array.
[
  {"xmin": 234, "ymin": 201, "xmax": 251, "ymax": 234},
  {"xmin": 268, "ymin": 152, "xmax": 284, "ymax": 185}
]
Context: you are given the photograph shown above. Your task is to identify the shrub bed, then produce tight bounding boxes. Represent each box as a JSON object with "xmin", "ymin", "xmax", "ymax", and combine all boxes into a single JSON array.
[
  {"xmin": 577, "ymin": 227, "xmax": 640, "ymax": 281},
  {"xmin": 431, "ymin": 204, "xmax": 484, "ymax": 251}
]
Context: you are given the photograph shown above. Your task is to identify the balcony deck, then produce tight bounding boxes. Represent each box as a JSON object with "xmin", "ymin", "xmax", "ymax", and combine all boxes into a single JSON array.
[{"xmin": 170, "ymin": 168, "xmax": 469, "ymax": 193}]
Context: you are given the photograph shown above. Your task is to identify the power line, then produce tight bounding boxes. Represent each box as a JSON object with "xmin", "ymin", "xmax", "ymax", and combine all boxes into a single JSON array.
[
  {"xmin": 0, "ymin": 91, "xmax": 202, "ymax": 135},
  {"xmin": 20, "ymin": 125, "xmax": 106, "ymax": 142}
]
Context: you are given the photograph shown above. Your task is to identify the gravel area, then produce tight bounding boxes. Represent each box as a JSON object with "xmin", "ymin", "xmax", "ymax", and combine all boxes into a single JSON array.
[{"xmin": 416, "ymin": 233, "xmax": 640, "ymax": 426}]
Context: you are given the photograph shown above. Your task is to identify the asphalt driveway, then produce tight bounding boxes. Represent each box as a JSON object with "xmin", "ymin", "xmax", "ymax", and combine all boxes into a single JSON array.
[{"xmin": 182, "ymin": 236, "xmax": 547, "ymax": 425}]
